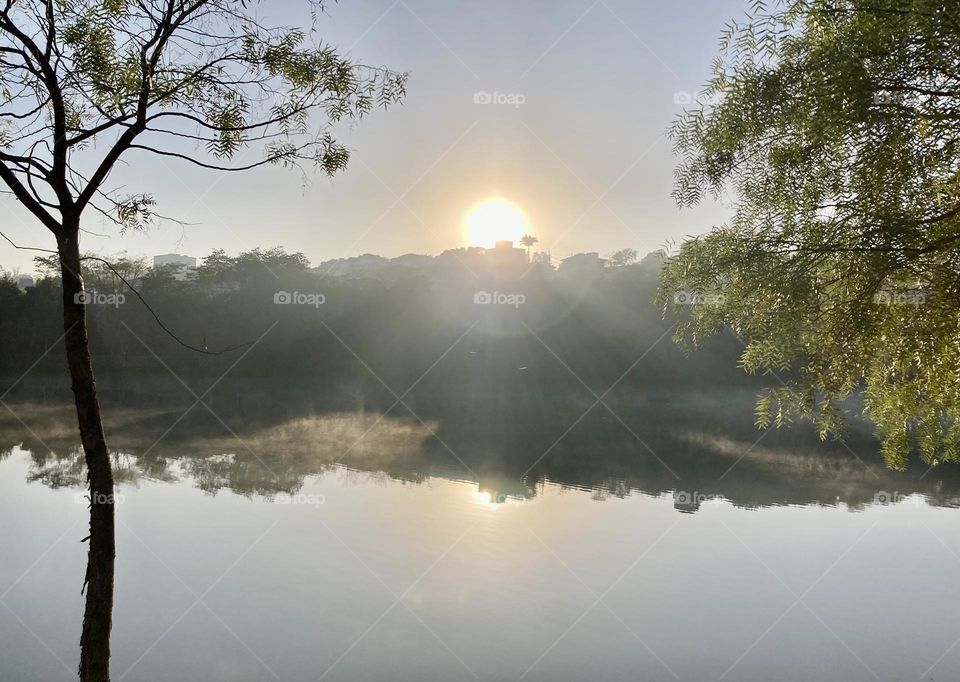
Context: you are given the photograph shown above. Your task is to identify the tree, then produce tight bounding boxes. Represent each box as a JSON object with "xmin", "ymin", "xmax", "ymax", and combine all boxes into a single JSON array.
[
  {"xmin": 608, "ymin": 248, "xmax": 638, "ymax": 268},
  {"xmin": 520, "ymin": 233, "xmax": 538, "ymax": 257},
  {"xmin": 530, "ymin": 250, "xmax": 553, "ymax": 268},
  {"xmin": 660, "ymin": 0, "xmax": 960, "ymax": 469},
  {"xmin": 0, "ymin": 2, "xmax": 405, "ymax": 679}
]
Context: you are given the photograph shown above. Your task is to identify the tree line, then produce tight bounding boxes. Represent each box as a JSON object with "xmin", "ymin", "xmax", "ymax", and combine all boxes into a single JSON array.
[{"xmin": 1, "ymin": 247, "xmax": 755, "ymax": 401}]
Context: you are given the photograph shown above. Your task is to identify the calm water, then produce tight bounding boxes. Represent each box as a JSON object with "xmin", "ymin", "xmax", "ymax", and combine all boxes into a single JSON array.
[{"xmin": 3, "ymin": 393, "xmax": 960, "ymax": 681}]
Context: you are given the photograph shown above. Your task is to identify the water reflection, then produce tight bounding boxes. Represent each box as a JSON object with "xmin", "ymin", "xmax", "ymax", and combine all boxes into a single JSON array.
[
  {"xmin": 4, "ymin": 384, "xmax": 960, "ymax": 512},
  {"xmin": 5, "ymin": 389, "xmax": 960, "ymax": 682}
]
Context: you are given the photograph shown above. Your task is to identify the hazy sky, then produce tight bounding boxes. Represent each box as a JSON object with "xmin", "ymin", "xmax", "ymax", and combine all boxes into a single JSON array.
[{"xmin": 0, "ymin": 0, "xmax": 746, "ymax": 273}]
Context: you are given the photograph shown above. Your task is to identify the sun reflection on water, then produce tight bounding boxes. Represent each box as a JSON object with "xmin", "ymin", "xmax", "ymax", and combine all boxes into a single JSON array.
[{"xmin": 474, "ymin": 490, "xmax": 502, "ymax": 510}]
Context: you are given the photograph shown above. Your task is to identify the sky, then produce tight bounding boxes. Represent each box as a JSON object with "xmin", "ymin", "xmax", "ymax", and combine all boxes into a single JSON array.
[{"xmin": 0, "ymin": 0, "xmax": 747, "ymax": 274}]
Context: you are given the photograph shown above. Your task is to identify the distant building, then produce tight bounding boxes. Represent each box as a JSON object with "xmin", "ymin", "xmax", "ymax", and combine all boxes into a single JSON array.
[
  {"xmin": 154, "ymin": 253, "xmax": 196, "ymax": 280},
  {"xmin": 559, "ymin": 252, "xmax": 607, "ymax": 274},
  {"xmin": 482, "ymin": 241, "xmax": 527, "ymax": 280},
  {"xmin": 15, "ymin": 276, "xmax": 34, "ymax": 291},
  {"xmin": 154, "ymin": 253, "xmax": 196, "ymax": 268}
]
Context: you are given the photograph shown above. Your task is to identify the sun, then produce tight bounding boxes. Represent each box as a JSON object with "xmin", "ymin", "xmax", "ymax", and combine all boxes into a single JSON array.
[{"xmin": 463, "ymin": 198, "xmax": 529, "ymax": 248}]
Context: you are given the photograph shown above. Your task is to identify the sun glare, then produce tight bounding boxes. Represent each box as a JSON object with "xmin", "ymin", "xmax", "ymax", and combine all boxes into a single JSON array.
[
  {"xmin": 474, "ymin": 490, "xmax": 501, "ymax": 510},
  {"xmin": 463, "ymin": 198, "xmax": 529, "ymax": 248}
]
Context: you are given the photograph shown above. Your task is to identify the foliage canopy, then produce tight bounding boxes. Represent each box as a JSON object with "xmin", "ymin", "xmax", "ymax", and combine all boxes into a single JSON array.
[
  {"xmin": 0, "ymin": 0, "xmax": 406, "ymax": 234},
  {"xmin": 660, "ymin": 0, "xmax": 960, "ymax": 468}
]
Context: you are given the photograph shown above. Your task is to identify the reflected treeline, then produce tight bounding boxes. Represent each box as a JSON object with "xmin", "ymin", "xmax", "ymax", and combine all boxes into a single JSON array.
[{"xmin": 3, "ymin": 383, "xmax": 960, "ymax": 513}]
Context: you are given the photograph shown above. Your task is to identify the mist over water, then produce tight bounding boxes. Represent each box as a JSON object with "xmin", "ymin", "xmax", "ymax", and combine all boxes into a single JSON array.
[
  {"xmin": 4, "ymin": 235, "xmax": 960, "ymax": 682},
  {"xmin": 4, "ymin": 384, "xmax": 956, "ymax": 513},
  {"xmin": 4, "ymin": 384, "xmax": 960, "ymax": 682},
  {"xmin": 6, "ymin": 250, "xmax": 960, "ymax": 681},
  {"xmin": 4, "ymin": 397, "xmax": 960, "ymax": 682}
]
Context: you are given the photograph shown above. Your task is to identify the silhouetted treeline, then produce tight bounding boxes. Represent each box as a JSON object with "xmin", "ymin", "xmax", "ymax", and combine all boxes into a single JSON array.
[{"xmin": 1, "ymin": 247, "xmax": 757, "ymax": 405}]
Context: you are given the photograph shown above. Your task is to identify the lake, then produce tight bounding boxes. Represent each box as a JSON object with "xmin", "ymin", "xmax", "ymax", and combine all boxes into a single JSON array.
[{"xmin": 2, "ymin": 390, "xmax": 960, "ymax": 681}]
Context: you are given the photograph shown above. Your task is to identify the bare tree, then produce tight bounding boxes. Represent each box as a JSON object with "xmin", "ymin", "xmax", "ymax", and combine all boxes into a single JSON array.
[{"xmin": 0, "ymin": 2, "xmax": 405, "ymax": 679}]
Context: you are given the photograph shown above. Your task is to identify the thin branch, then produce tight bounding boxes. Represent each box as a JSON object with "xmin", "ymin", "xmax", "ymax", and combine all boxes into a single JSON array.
[{"xmin": 80, "ymin": 256, "xmax": 255, "ymax": 356}]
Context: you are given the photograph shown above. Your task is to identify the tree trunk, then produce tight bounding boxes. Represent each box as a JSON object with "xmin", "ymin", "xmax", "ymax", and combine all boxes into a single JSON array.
[{"xmin": 57, "ymin": 228, "xmax": 115, "ymax": 682}]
